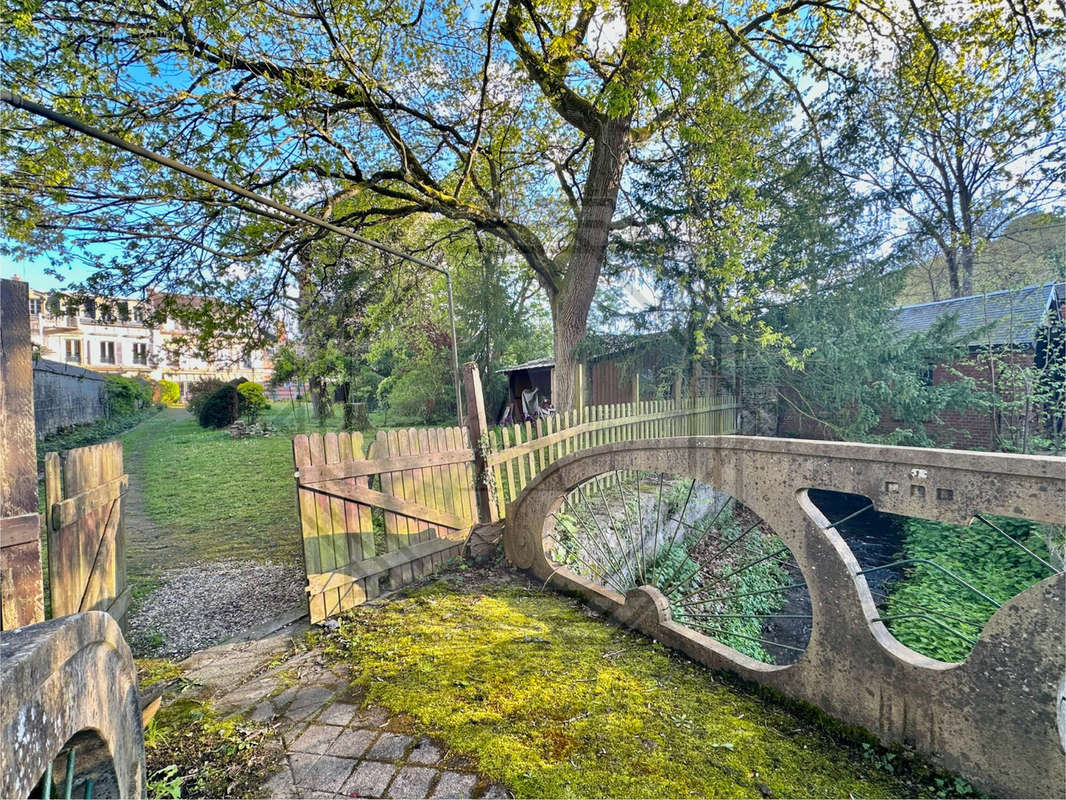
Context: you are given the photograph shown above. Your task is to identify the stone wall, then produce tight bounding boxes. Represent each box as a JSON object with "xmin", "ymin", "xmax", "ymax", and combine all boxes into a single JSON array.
[{"xmin": 33, "ymin": 359, "xmax": 109, "ymax": 438}]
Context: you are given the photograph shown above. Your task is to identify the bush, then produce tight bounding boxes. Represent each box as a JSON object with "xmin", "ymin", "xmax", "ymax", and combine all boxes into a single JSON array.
[
  {"xmin": 105, "ymin": 376, "xmax": 153, "ymax": 417},
  {"xmin": 236, "ymin": 381, "xmax": 268, "ymax": 421},
  {"xmin": 186, "ymin": 379, "xmax": 224, "ymax": 416},
  {"xmin": 197, "ymin": 384, "xmax": 240, "ymax": 428},
  {"xmin": 159, "ymin": 379, "xmax": 180, "ymax": 405}
]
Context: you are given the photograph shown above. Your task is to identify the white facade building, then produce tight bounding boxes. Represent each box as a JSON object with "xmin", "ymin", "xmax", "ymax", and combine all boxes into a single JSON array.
[{"xmin": 25, "ymin": 284, "xmax": 273, "ymax": 397}]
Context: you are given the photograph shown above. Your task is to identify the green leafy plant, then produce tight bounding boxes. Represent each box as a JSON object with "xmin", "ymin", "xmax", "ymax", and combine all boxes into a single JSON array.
[
  {"xmin": 236, "ymin": 381, "xmax": 268, "ymax": 421},
  {"xmin": 197, "ymin": 384, "xmax": 239, "ymax": 428},
  {"xmin": 105, "ymin": 375, "xmax": 153, "ymax": 417},
  {"xmin": 186, "ymin": 379, "xmax": 225, "ymax": 417},
  {"xmin": 158, "ymin": 379, "xmax": 180, "ymax": 406}
]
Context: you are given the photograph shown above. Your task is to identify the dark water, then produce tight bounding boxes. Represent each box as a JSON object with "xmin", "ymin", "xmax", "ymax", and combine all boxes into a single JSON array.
[{"xmin": 761, "ymin": 490, "xmax": 905, "ymax": 663}]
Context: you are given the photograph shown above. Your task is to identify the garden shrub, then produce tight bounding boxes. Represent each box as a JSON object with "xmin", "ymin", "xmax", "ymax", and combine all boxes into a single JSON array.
[
  {"xmin": 197, "ymin": 384, "xmax": 240, "ymax": 428},
  {"xmin": 884, "ymin": 514, "xmax": 1055, "ymax": 662},
  {"xmin": 159, "ymin": 379, "xmax": 180, "ymax": 405},
  {"xmin": 186, "ymin": 379, "xmax": 224, "ymax": 416},
  {"xmin": 105, "ymin": 375, "xmax": 153, "ymax": 417},
  {"xmin": 236, "ymin": 381, "xmax": 268, "ymax": 421}
]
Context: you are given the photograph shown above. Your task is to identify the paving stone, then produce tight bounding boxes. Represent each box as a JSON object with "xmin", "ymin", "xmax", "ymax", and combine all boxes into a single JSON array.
[
  {"xmin": 351, "ymin": 706, "xmax": 390, "ymax": 728},
  {"xmin": 431, "ymin": 772, "xmax": 477, "ymax": 799},
  {"xmin": 342, "ymin": 760, "xmax": 395, "ymax": 798},
  {"xmin": 287, "ymin": 685, "xmax": 337, "ymax": 715},
  {"xmin": 479, "ymin": 784, "xmax": 509, "ymax": 798},
  {"xmin": 326, "ymin": 728, "xmax": 377, "ymax": 759},
  {"xmin": 282, "ymin": 723, "xmax": 310, "ymax": 748},
  {"xmin": 290, "ymin": 724, "xmax": 345, "ymax": 755},
  {"xmin": 386, "ymin": 766, "xmax": 437, "ymax": 799},
  {"xmin": 291, "ymin": 754, "xmax": 358, "ymax": 792},
  {"xmin": 368, "ymin": 732, "xmax": 413, "ymax": 761},
  {"xmin": 317, "ymin": 702, "xmax": 360, "ymax": 726},
  {"xmin": 260, "ymin": 765, "xmax": 300, "ymax": 798},
  {"xmin": 249, "ymin": 699, "xmax": 277, "ymax": 723},
  {"xmin": 407, "ymin": 740, "xmax": 443, "ymax": 765},
  {"xmin": 215, "ymin": 675, "xmax": 278, "ymax": 709}
]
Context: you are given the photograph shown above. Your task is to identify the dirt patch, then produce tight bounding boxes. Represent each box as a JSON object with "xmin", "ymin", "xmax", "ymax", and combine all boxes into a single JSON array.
[{"xmin": 128, "ymin": 560, "xmax": 304, "ymax": 659}]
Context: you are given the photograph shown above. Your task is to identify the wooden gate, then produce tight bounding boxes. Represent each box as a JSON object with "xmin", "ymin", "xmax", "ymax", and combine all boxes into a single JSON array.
[
  {"xmin": 293, "ymin": 428, "xmax": 477, "ymax": 622},
  {"xmin": 43, "ymin": 441, "xmax": 130, "ymax": 626}
]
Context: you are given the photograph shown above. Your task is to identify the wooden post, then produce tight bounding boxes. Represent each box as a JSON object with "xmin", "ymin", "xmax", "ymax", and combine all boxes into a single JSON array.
[
  {"xmin": 631, "ymin": 372, "xmax": 640, "ymax": 406},
  {"xmin": 1, "ymin": 278, "xmax": 45, "ymax": 629},
  {"xmin": 462, "ymin": 362, "xmax": 495, "ymax": 523},
  {"xmin": 573, "ymin": 362, "xmax": 585, "ymax": 423},
  {"xmin": 673, "ymin": 372, "xmax": 682, "ymax": 409}
]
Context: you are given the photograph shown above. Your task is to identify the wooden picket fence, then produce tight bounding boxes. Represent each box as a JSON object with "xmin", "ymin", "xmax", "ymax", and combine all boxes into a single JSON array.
[
  {"xmin": 482, "ymin": 396, "xmax": 737, "ymax": 519},
  {"xmin": 43, "ymin": 441, "xmax": 130, "ymax": 627},
  {"xmin": 293, "ymin": 428, "xmax": 478, "ymax": 623}
]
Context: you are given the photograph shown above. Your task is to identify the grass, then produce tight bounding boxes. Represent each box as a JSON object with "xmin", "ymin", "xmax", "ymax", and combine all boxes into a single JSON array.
[
  {"xmin": 121, "ymin": 410, "xmax": 300, "ymax": 575},
  {"xmin": 316, "ymin": 568, "xmax": 976, "ymax": 799}
]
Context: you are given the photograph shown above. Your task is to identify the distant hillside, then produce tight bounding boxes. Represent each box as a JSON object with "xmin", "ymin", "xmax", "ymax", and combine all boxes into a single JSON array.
[{"xmin": 897, "ymin": 212, "xmax": 1065, "ymax": 305}]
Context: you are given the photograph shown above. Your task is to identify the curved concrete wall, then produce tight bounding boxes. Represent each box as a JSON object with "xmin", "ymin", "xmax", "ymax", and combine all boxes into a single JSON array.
[
  {"xmin": 0, "ymin": 611, "xmax": 145, "ymax": 798},
  {"xmin": 504, "ymin": 436, "xmax": 1066, "ymax": 798}
]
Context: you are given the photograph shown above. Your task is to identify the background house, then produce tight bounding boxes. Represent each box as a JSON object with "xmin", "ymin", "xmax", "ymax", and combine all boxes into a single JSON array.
[
  {"xmin": 775, "ymin": 281, "xmax": 1065, "ymax": 449},
  {"xmin": 24, "ymin": 283, "xmax": 273, "ymax": 398}
]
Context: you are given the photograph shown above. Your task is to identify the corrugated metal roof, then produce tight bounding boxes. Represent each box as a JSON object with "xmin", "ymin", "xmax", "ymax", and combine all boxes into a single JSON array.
[
  {"xmin": 894, "ymin": 282, "xmax": 1063, "ymax": 347},
  {"xmin": 497, "ymin": 356, "xmax": 555, "ymax": 374}
]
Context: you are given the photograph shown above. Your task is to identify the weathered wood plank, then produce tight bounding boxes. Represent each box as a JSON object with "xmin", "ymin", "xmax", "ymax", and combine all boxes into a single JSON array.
[
  {"xmin": 0, "ymin": 514, "xmax": 39, "ymax": 548},
  {"xmin": 293, "ymin": 435, "xmax": 326, "ymax": 623},
  {"xmin": 296, "ymin": 447, "xmax": 474, "ymax": 484},
  {"xmin": 50, "ymin": 475, "xmax": 127, "ymax": 529},
  {"xmin": 305, "ymin": 480, "xmax": 470, "ymax": 535},
  {"xmin": 307, "ymin": 532, "xmax": 463, "ymax": 595}
]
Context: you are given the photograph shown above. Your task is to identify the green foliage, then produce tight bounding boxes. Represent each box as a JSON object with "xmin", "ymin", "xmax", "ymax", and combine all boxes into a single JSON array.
[
  {"xmin": 236, "ymin": 381, "xmax": 268, "ymax": 421},
  {"xmin": 197, "ymin": 384, "xmax": 239, "ymax": 428},
  {"xmin": 315, "ymin": 574, "xmax": 972, "ymax": 798},
  {"xmin": 105, "ymin": 375, "xmax": 153, "ymax": 417},
  {"xmin": 36, "ymin": 407, "xmax": 159, "ymax": 468},
  {"xmin": 186, "ymin": 379, "xmax": 225, "ymax": 417},
  {"xmin": 144, "ymin": 698, "xmax": 280, "ymax": 798},
  {"xmin": 158, "ymin": 379, "xmax": 180, "ymax": 406},
  {"xmin": 884, "ymin": 514, "xmax": 1056, "ymax": 662}
]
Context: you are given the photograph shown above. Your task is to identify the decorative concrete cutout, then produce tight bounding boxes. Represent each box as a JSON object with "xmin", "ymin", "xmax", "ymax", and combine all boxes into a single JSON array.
[
  {"xmin": 546, "ymin": 471, "xmax": 811, "ymax": 665},
  {"xmin": 806, "ymin": 488, "xmax": 1063, "ymax": 663}
]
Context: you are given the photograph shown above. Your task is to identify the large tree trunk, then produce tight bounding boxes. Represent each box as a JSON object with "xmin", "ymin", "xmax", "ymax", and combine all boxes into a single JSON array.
[
  {"xmin": 959, "ymin": 241, "xmax": 975, "ymax": 296},
  {"xmin": 550, "ymin": 119, "xmax": 631, "ymax": 411},
  {"xmin": 945, "ymin": 247, "xmax": 962, "ymax": 298}
]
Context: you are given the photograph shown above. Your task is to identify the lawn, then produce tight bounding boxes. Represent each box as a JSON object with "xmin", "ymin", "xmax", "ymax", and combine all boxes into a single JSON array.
[
  {"xmin": 121, "ymin": 409, "xmax": 302, "ymax": 575},
  {"xmin": 119, "ymin": 404, "xmax": 446, "ymax": 582},
  {"xmin": 316, "ymin": 569, "xmax": 974, "ymax": 799}
]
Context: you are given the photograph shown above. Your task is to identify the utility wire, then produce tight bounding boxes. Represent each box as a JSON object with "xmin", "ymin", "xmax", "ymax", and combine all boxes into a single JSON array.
[{"xmin": 1, "ymin": 90, "xmax": 464, "ymax": 424}]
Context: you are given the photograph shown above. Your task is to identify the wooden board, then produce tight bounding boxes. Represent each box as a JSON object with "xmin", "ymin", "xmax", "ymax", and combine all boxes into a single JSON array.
[
  {"xmin": 293, "ymin": 427, "xmax": 478, "ymax": 622},
  {"xmin": 44, "ymin": 442, "xmax": 128, "ymax": 627}
]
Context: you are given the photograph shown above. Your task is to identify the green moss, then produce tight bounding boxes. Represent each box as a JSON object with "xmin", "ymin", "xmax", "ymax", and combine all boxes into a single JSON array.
[
  {"xmin": 136, "ymin": 658, "xmax": 185, "ymax": 690},
  {"xmin": 318, "ymin": 574, "xmax": 966, "ymax": 799},
  {"xmin": 144, "ymin": 698, "xmax": 281, "ymax": 798}
]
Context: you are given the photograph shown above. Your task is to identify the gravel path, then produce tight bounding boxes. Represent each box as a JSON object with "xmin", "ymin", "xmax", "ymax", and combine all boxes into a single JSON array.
[{"xmin": 128, "ymin": 560, "xmax": 305, "ymax": 659}]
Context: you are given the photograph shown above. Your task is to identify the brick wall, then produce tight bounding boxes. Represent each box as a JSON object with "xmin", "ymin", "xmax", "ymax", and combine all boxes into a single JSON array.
[{"xmin": 772, "ymin": 347, "xmax": 1041, "ymax": 451}]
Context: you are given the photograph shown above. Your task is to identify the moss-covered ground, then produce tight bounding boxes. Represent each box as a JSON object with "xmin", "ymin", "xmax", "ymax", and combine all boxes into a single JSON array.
[{"xmin": 316, "ymin": 568, "xmax": 972, "ymax": 799}]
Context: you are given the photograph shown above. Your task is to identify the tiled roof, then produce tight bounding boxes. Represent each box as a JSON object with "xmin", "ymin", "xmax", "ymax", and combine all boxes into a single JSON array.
[
  {"xmin": 893, "ymin": 282, "xmax": 1064, "ymax": 347},
  {"xmin": 497, "ymin": 356, "xmax": 555, "ymax": 374}
]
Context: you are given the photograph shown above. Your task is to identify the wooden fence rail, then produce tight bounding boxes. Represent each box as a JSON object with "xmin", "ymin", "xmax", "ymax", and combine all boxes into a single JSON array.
[
  {"xmin": 482, "ymin": 396, "xmax": 737, "ymax": 519},
  {"xmin": 293, "ymin": 428, "xmax": 478, "ymax": 623},
  {"xmin": 293, "ymin": 378, "xmax": 735, "ymax": 621},
  {"xmin": 43, "ymin": 441, "xmax": 130, "ymax": 628}
]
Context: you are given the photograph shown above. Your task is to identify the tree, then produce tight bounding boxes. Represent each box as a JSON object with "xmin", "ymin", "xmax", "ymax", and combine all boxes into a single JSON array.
[
  {"xmin": 837, "ymin": 19, "xmax": 1065, "ymax": 298},
  {"xmin": 3, "ymin": 0, "xmax": 1058, "ymax": 409}
]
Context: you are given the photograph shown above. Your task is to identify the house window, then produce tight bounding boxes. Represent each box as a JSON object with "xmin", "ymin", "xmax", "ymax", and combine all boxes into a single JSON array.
[
  {"xmin": 132, "ymin": 342, "xmax": 149, "ymax": 365},
  {"xmin": 28, "ymin": 298, "xmax": 41, "ymax": 315},
  {"xmin": 65, "ymin": 339, "xmax": 82, "ymax": 364},
  {"xmin": 167, "ymin": 349, "xmax": 180, "ymax": 367},
  {"xmin": 133, "ymin": 306, "xmax": 145, "ymax": 323},
  {"xmin": 99, "ymin": 341, "xmax": 116, "ymax": 364},
  {"xmin": 83, "ymin": 298, "xmax": 96, "ymax": 319}
]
